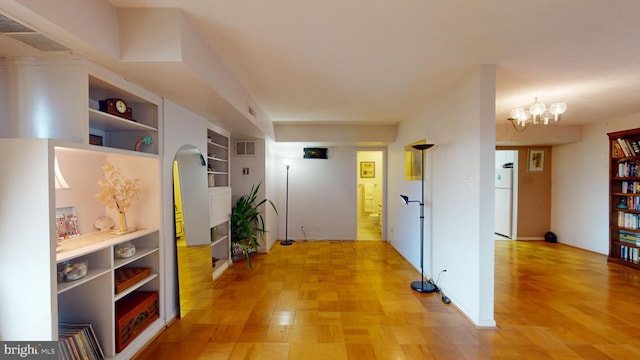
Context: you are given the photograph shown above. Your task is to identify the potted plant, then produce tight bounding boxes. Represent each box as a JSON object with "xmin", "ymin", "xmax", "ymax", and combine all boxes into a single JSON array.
[{"xmin": 230, "ymin": 182, "xmax": 277, "ymax": 270}]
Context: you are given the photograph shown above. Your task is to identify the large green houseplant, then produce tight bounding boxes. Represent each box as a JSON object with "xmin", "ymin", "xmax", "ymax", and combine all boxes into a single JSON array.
[{"xmin": 230, "ymin": 182, "xmax": 277, "ymax": 270}]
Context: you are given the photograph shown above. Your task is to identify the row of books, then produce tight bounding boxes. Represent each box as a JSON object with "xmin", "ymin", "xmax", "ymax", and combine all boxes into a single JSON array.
[
  {"xmin": 621, "ymin": 181, "xmax": 640, "ymax": 194},
  {"xmin": 613, "ymin": 138, "xmax": 640, "ymax": 158},
  {"xmin": 618, "ymin": 211, "xmax": 640, "ymax": 229},
  {"xmin": 619, "ymin": 230, "xmax": 640, "ymax": 245},
  {"xmin": 58, "ymin": 323, "xmax": 104, "ymax": 360},
  {"xmin": 620, "ymin": 245, "xmax": 640, "ymax": 264},
  {"xmin": 616, "ymin": 161, "xmax": 640, "ymax": 177}
]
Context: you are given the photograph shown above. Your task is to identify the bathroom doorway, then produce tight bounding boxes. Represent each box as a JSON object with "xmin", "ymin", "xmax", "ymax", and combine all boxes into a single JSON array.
[{"xmin": 356, "ymin": 150, "xmax": 385, "ymax": 240}]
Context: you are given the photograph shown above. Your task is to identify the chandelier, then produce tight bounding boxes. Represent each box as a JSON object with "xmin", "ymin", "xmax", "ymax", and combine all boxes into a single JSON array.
[{"xmin": 508, "ymin": 97, "xmax": 567, "ymax": 132}]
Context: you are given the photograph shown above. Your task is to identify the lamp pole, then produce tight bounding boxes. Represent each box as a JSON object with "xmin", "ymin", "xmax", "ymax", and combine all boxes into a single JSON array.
[
  {"xmin": 281, "ymin": 163, "xmax": 293, "ymax": 246},
  {"xmin": 401, "ymin": 143, "xmax": 435, "ymax": 293}
]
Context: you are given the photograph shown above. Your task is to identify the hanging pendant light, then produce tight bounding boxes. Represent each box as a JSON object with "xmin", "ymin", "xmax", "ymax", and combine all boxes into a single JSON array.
[{"xmin": 508, "ymin": 97, "xmax": 567, "ymax": 132}]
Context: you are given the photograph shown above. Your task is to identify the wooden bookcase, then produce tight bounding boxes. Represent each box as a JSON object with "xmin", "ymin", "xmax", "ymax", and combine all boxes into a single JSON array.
[{"xmin": 608, "ymin": 128, "xmax": 640, "ymax": 269}]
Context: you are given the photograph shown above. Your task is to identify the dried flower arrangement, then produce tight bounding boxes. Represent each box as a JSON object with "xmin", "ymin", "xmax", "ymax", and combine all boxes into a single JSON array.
[{"xmin": 96, "ymin": 163, "xmax": 141, "ymax": 214}]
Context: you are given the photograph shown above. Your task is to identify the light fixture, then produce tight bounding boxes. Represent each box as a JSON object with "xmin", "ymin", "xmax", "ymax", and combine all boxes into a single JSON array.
[
  {"xmin": 400, "ymin": 143, "xmax": 436, "ymax": 294},
  {"xmin": 508, "ymin": 97, "xmax": 567, "ymax": 132},
  {"xmin": 281, "ymin": 160, "xmax": 294, "ymax": 246},
  {"xmin": 54, "ymin": 157, "xmax": 71, "ymax": 189}
]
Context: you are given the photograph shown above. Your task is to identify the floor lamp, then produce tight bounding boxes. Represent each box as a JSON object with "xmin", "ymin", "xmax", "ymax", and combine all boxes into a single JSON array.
[
  {"xmin": 281, "ymin": 162, "xmax": 294, "ymax": 246},
  {"xmin": 401, "ymin": 143, "xmax": 435, "ymax": 293}
]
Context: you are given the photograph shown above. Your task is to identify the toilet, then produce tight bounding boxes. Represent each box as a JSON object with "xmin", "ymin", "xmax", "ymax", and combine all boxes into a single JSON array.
[
  {"xmin": 368, "ymin": 212, "xmax": 379, "ymax": 226},
  {"xmin": 368, "ymin": 203, "xmax": 382, "ymax": 229}
]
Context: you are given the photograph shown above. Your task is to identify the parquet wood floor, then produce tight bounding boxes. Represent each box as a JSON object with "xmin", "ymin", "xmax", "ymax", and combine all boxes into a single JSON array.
[{"xmin": 134, "ymin": 240, "xmax": 640, "ymax": 359}]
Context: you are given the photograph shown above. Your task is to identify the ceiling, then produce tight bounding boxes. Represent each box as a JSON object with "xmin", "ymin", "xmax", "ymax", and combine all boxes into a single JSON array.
[{"xmin": 2, "ymin": 1, "xmax": 640, "ymax": 138}]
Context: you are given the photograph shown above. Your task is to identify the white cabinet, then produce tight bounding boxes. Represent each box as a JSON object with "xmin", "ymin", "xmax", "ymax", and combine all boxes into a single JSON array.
[{"xmin": 209, "ymin": 187, "xmax": 232, "ymax": 227}]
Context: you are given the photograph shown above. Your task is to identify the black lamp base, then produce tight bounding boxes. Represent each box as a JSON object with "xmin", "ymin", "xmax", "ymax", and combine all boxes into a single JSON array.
[
  {"xmin": 411, "ymin": 281, "xmax": 436, "ymax": 293},
  {"xmin": 280, "ymin": 239, "xmax": 294, "ymax": 246}
]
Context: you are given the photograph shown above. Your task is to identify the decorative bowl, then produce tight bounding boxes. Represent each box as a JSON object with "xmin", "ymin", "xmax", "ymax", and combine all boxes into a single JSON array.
[
  {"xmin": 115, "ymin": 241, "xmax": 136, "ymax": 259},
  {"xmin": 57, "ymin": 260, "xmax": 88, "ymax": 282},
  {"xmin": 94, "ymin": 216, "xmax": 115, "ymax": 231}
]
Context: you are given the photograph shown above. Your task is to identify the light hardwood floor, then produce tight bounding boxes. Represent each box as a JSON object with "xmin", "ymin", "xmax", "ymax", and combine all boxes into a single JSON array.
[{"xmin": 134, "ymin": 240, "xmax": 640, "ymax": 359}]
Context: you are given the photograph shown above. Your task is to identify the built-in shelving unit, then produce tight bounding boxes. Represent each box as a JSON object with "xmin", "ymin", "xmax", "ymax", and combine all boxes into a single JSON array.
[
  {"xmin": 608, "ymin": 128, "xmax": 640, "ymax": 270},
  {"xmin": 207, "ymin": 127, "xmax": 230, "ymax": 187},
  {"xmin": 0, "ymin": 63, "xmax": 164, "ymax": 359},
  {"xmin": 57, "ymin": 227, "xmax": 160, "ymax": 356},
  {"xmin": 207, "ymin": 124, "xmax": 232, "ymax": 280},
  {"xmin": 88, "ymin": 74, "xmax": 159, "ymax": 154}
]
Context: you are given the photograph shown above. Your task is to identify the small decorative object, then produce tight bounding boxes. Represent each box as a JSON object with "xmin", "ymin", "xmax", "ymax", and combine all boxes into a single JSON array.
[
  {"xmin": 57, "ymin": 259, "xmax": 88, "ymax": 282},
  {"xmin": 89, "ymin": 134, "xmax": 103, "ymax": 146},
  {"xmin": 98, "ymin": 98, "xmax": 135, "ymax": 121},
  {"xmin": 55, "ymin": 207, "xmax": 80, "ymax": 240},
  {"xmin": 94, "ymin": 216, "xmax": 115, "ymax": 231},
  {"xmin": 360, "ymin": 161, "xmax": 375, "ymax": 178},
  {"xmin": 618, "ymin": 198, "xmax": 628, "ymax": 209},
  {"xmin": 134, "ymin": 136, "xmax": 153, "ymax": 152},
  {"xmin": 96, "ymin": 163, "xmax": 141, "ymax": 234},
  {"xmin": 114, "ymin": 267, "xmax": 151, "ymax": 294},
  {"xmin": 115, "ymin": 241, "xmax": 136, "ymax": 259}
]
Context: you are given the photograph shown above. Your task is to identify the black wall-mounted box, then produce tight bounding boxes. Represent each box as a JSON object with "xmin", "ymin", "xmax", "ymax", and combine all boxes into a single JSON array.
[{"xmin": 303, "ymin": 147, "xmax": 328, "ymax": 159}]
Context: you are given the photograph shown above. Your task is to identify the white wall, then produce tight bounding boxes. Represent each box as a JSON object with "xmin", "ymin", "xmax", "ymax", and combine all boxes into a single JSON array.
[
  {"xmin": 552, "ymin": 115, "xmax": 640, "ymax": 254},
  {"xmin": 387, "ymin": 65, "xmax": 496, "ymax": 327},
  {"xmin": 230, "ymin": 137, "xmax": 275, "ymax": 252},
  {"xmin": 231, "ymin": 138, "xmax": 266, "ymax": 197},
  {"xmin": 264, "ymin": 138, "xmax": 279, "ymax": 250},
  {"xmin": 274, "ymin": 143, "xmax": 357, "ymax": 241}
]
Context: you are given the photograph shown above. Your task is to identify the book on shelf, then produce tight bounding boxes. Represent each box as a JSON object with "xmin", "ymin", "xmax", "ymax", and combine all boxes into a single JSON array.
[
  {"xmin": 58, "ymin": 323, "xmax": 104, "ymax": 360},
  {"xmin": 617, "ymin": 138, "xmax": 631, "ymax": 157},
  {"xmin": 616, "ymin": 138, "xmax": 640, "ymax": 157},
  {"xmin": 620, "ymin": 181, "xmax": 640, "ymax": 194},
  {"xmin": 619, "ymin": 230, "xmax": 640, "ymax": 245},
  {"xmin": 620, "ymin": 245, "xmax": 640, "ymax": 263},
  {"xmin": 618, "ymin": 211, "xmax": 640, "ymax": 229},
  {"xmin": 617, "ymin": 162, "xmax": 640, "ymax": 177},
  {"xmin": 631, "ymin": 140, "xmax": 640, "ymax": 155},
  {"xmin": 612, "ymin": 141, "xmax": 624, "ymax": 158}
]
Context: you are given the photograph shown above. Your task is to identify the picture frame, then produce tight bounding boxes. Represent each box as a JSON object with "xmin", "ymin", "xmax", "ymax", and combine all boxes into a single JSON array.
[
  {"xmin": 528, "ymin": 149, "xmax": 545, "ymax": 172},
  {"xmin": 360, "ymin": 161, "xmax": 375, "ymax": 178},
  {"xmin": 404, "ymin": 140, "xmax": 425, "ymax": 180},
  {"xmin": 56, "ymin": 207, "xmax": 80, "ymax": 240}
]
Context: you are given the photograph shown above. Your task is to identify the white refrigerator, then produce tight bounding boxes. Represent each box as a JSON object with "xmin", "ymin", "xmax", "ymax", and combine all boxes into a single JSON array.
[{"xmin": 495, "ymin": 168, "xmax": 512, "ymax": 238}]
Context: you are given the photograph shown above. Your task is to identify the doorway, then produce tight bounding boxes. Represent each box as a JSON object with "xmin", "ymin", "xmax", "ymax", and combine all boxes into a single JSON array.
[
  {"xmin": 495, "ymin": 150, "xmax": 518, "ymax": 240},
  {"xmin": 356, "ymin": 150, "xmax": 384, "ymax": 240},
  {"xmin": 172, "ymin": 145, "xmax": 211, "ymax": 318}
]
